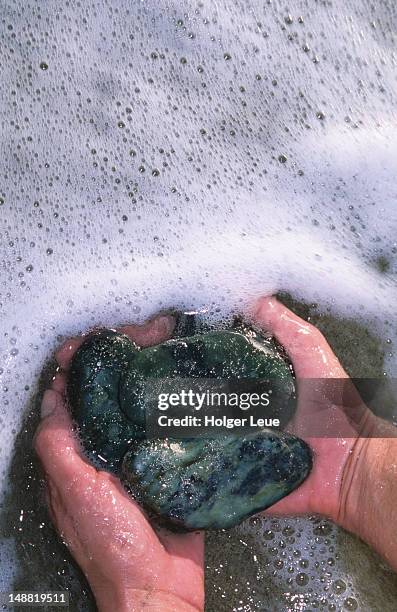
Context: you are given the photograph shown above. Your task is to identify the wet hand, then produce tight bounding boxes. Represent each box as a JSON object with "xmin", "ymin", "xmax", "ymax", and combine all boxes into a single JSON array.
[
  {"xmin": 254, "ymin": 297, "xmax": 397, "ymax": 571},
  {"xmin": 253, "ymin": 297, "xmax": 374, "ymax": 523},
  {"xmin": 34, "ymin": 315, "xmax": 204, "ymax": 612}
]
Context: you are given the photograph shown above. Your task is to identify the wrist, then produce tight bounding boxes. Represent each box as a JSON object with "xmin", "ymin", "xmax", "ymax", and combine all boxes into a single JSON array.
[
  {"xmin": 336, "ymin": 435, "xmax": 374, "ymax": 535},
  {"xmin": 336, "ymin": 420, "xmax": 397, "ymax": 570},
  {"xmin": 336, "ymin": 412, "xmax": 391, "ymax": 533}
]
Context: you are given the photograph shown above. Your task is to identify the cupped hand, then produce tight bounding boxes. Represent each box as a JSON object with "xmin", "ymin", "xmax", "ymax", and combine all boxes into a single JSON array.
[
  {"xmin": 253, "ymin": 296, "xmax": 376, "ymax": 524},
  {"xmin": 34, "ymin": 315, "xmax": 204, "ymax": 612}
]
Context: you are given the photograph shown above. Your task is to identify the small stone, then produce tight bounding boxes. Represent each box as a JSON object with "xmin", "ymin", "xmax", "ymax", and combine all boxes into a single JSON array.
[{"xmin": 123, "ymin": 432, "xmax": 312, "ymax": 530}]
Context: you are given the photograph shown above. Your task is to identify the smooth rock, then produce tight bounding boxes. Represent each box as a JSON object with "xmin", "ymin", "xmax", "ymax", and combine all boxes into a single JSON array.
[{"xmin": 123, "ymin": 432, "xmax": 312, "ymax": 530}]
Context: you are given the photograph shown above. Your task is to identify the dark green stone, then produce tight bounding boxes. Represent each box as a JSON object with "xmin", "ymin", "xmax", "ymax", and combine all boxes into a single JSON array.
[
  {"xmin": 123, "ymin": 433, "xmax": 312, "ymax": 530},
  {"xmin": 67, "ymin": 330, "xmax": 143, "ymax": 471},
  {"xmin": 67, "ymin": 323, "xmax": 312, "ymax": 530}
]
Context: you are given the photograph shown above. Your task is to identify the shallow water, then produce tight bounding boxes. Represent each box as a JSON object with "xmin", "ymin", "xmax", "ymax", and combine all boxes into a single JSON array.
[{"xmin": 1, "ymin": 0, "xmax": 396, "ymax": 609}]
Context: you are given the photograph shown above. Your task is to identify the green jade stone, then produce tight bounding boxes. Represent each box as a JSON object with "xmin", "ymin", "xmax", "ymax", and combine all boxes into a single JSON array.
[
  {"xmin": 123, "ymin": 433, "xmax": 312, "ymax": 530},
  {"xmin": 67, "ymin": 324, "xmax": 312, "ymax": 530}
]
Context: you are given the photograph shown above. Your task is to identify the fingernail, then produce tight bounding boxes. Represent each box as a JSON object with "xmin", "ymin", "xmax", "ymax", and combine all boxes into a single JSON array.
[{"xmin": 41, "ymin": 391, "xmax": 57, "ymax": 419}]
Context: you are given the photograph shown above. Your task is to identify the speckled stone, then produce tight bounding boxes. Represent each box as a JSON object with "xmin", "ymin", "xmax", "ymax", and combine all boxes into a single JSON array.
[
  {"xmin": 67, "ymin": 330, "xmax": 143, "ymax": 471},
  {"xmin": 123, "ymin": 432, "xmax": 312, "ymax": 530}
]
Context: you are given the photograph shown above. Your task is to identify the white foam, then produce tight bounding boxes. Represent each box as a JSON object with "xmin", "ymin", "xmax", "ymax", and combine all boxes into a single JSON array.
[{"xmin": 0, "ymin": 0, "xmax": 396, "ymax": 603}]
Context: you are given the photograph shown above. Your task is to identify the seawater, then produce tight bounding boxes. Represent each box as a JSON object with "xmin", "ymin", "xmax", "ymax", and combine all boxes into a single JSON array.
[{"xmin": 0, "ymin": 1, "xmax": 396, "ymax": 610}]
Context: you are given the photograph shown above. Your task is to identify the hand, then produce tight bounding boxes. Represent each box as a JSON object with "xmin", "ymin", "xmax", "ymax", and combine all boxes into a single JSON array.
[
  {"xmin": 253, "ymin": 297, "xmax": 397, "ymax": 572},
  {"xmin": 34, "ymin": 315, "xmax": 204, "ymax": 612},
  {"xmin": 253, "ymin": 296, "xmax": 375, "ymax": 522}
]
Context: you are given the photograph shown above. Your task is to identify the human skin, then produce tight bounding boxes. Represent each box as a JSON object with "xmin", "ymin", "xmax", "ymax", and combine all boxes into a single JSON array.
[
  {"xmin": 34, "ymin": 315, "xmax": 204, "ymax": 612},
  {"xmin": 34, "ymin": 298, "xmax": 397, "ymax": 611},
  {"xmin": 253, "ymin": 297, "xmax": 397, "ymax": 572}
]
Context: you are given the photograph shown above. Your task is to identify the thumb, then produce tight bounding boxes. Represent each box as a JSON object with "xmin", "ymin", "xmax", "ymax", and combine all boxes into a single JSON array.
[{"xmin": 34, "ymin": 389, "xmax": 95, "ymax": 487}]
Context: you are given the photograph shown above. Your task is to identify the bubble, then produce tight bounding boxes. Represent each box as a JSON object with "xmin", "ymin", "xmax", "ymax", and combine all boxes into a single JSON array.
[
  {"xmin": 333, "ymin": 579, "xmax": 347, "ymax": 593},
  {"xmin": 295, "ymin": 572, "xmax": 309, "ymax": 586},
  {"xmin": 313, "ymin": 522, "xmax": 333, "ymax": 537}
]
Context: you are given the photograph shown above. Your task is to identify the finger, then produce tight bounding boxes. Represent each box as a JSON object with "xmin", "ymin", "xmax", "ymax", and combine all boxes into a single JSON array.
[
  {"xmin": 253, "ymin": 296, "xmax": 347, "ymax": 378},
  {"xmin": 34, "ymin": 389, "xmax": 95, "ymax": 487},
  {"xmin": 55, "ymin": 314, "xmax": 175, "ymax": 371},
  {"xmin": 50, "ymin": 368, "xmax": 68, "ymax": 394},
  {"xmin": 119, "ymin": 313, "xmax": 175, "ymax": 347},
  {"xmin": 55, "ymin": 337, "xmax": 85, "ymax": 370}
]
